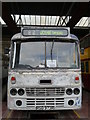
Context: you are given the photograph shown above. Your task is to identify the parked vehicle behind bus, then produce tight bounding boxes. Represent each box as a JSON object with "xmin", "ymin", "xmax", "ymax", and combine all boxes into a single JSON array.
[{"xmin": 7, "ymin": 27, "xmax": 82, "ymax": 110}]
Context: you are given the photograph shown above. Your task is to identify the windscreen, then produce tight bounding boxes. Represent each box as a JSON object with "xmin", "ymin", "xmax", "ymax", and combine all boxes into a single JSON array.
[{"xmin": 13, "ymin": 40, "xmax": 78, "ymax": 69}]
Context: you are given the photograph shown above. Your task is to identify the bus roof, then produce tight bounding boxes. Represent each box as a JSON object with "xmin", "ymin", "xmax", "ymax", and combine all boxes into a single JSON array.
[{"xmin": 11, "ymin": 27, "xmax": 79, "ymax": 41}]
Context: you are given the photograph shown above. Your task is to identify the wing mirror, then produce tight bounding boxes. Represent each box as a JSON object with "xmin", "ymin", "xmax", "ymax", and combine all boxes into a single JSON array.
[
  {"xmin": 80, "ymin": 48, "xmax": 84, "ymax": 55},
  {"xmin": 4, "ymin": 47, "xmax": 10, "ymax": 55}
]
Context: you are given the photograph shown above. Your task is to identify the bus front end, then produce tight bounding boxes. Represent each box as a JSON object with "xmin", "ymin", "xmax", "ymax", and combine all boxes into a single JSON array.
[{"xmin": 8, "ymin": 27, "xmax": 82, "ymax": 110}]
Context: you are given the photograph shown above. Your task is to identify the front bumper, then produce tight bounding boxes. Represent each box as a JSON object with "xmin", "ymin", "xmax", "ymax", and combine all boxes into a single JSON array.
[{"xmin": 8, "ymin": 96, "xmax": 82, "ymax": 110}]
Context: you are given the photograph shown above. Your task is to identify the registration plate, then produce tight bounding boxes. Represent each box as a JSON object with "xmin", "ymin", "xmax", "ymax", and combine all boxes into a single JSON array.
[{"xmin": 36, "ymin": 106, "xmax": 54, "ymax": 110}]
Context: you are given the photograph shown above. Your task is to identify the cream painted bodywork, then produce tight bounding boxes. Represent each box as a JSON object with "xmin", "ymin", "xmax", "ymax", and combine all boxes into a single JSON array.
[{"xmin": 8, "ymin": 69, "xmax": 82, "ymax": 110}]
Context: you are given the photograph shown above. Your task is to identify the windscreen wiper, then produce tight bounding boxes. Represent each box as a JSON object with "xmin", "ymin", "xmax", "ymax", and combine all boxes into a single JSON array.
[
  {"xmin": 25, "ymin": 64, "xmax": 33, "ymax": 69},
  {"xmin": 17, "ymin": 64, "xmax": 33, "ymax": 69},
  {"xmin": 50, "ymin": 40, "xmax": 54, "ymax": 60}
]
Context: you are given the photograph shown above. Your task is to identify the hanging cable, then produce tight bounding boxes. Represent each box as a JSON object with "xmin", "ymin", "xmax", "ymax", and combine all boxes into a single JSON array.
[{"xmin": 61, "ymin": 3, "xmax": 75, "ymax": 26}]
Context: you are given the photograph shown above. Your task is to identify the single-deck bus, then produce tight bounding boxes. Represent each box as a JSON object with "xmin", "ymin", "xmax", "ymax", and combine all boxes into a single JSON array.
[{"xmin": 7, "ymin": 27, "xmax": 82, "ymax": 110}]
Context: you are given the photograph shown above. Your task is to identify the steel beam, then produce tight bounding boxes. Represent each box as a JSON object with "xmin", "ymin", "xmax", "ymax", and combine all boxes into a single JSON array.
[{"xmin": 2, "ymin": 3, "xmax": 20, "ymax": 35}]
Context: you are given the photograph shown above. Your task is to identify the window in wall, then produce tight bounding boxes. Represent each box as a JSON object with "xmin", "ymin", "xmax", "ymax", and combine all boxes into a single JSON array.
[
  {"xmin": 85, "ymin": 61, "xmax": 89, "ymax": 73},
  {"xmin": 81, "ymin": 61, "xmax": 85, "ymax": 72}
]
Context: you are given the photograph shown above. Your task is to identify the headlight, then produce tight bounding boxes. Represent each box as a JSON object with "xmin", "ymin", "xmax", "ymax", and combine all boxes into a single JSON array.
[
  {"xmin": 66, "ymin": 88, "xmax": 72, "ymax": 95},
  {"xmin": 16, "ymin": 100, "xmax": 22, "ymax": 106},
  {"xmin": 10, "ymin": 88, "xmax": 17, "ymax": 96},
  {"xmin": 68, "ymin": 100, "xmax": 74, "ymax": 106},
  {"xmin": 74, "ymin": 88, "xmax": 80, "ymax": 95},
  {"xmin": 18, "ymin": 88, "xmax": 25, "ymax": 96}
]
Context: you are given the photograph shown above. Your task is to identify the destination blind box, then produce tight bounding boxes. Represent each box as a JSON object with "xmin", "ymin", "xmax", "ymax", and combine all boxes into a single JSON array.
[{"xmin": 21, "ymin": 27, "xmax": 70, "ymax": 37}]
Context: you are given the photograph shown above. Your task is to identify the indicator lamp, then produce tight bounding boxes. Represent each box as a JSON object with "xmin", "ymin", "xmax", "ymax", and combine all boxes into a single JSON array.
[
  {"xmin": 75, "ymin": 76, "xmax": 79, "ymax": 83},
  {"xmin": 11, "ymin": 77, "xmax": 16, "ymax": 84}
]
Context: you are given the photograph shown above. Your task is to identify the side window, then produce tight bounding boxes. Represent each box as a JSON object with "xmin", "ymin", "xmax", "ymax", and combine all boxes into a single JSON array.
[
  {"xmin": 85, "ymin": 61, "xmax": 89, "ymax": 73},
  {"xmin": 81, "ymin": 61, "xmax": 84, "ymax": 72}
]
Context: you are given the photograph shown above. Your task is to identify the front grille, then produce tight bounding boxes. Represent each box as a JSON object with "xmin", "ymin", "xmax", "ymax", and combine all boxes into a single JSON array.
[
  {"xmin": 26, "ymin": 98, "xmax": 64, "ymax": 108},
  {"xmin": 26, "ymin": 87, "xmax": 65, "ymax": 96}
]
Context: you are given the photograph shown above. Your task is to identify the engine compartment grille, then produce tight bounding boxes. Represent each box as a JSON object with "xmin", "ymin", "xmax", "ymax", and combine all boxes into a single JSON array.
[
  {"xmin": 26, "ymin": 87, "xmax": 65, "ymax": 96},
  {"xmin": 26, "ymin": 98, "xmax": 64, "ymax": 108}
]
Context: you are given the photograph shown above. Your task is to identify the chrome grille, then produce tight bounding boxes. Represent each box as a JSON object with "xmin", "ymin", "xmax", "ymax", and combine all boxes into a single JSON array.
[
  {"xmin": 26, "ymin": 87, "xmax": 65, "ymax": 96},
  {"xmin": 26, "ymin": 98, "xmax": 64, "ymax": 108}
]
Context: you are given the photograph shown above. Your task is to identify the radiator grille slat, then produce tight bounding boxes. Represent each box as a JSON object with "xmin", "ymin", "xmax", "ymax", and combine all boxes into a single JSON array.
[
  {"xmin": 26, "ymin": 98, "xmax": 64, "ymax": 108},
  {"xmin": 26, "ymin": 87, "xmax": 65, "ymax": 96}
]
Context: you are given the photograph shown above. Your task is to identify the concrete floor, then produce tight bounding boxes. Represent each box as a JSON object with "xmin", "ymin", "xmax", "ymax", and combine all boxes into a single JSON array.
[{"xmin": 1, "ymin": 89, "xmax": 90, "ymax": 120}]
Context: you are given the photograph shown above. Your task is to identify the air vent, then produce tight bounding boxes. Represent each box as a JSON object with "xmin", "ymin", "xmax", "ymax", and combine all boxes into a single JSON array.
[
  {"xmin": 40, "ymin": 80, "xmax": 51, "ymax": 84},
  {"xmin": 26, "ymin": 87, "xmax": 65, "ymax": 96}
]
